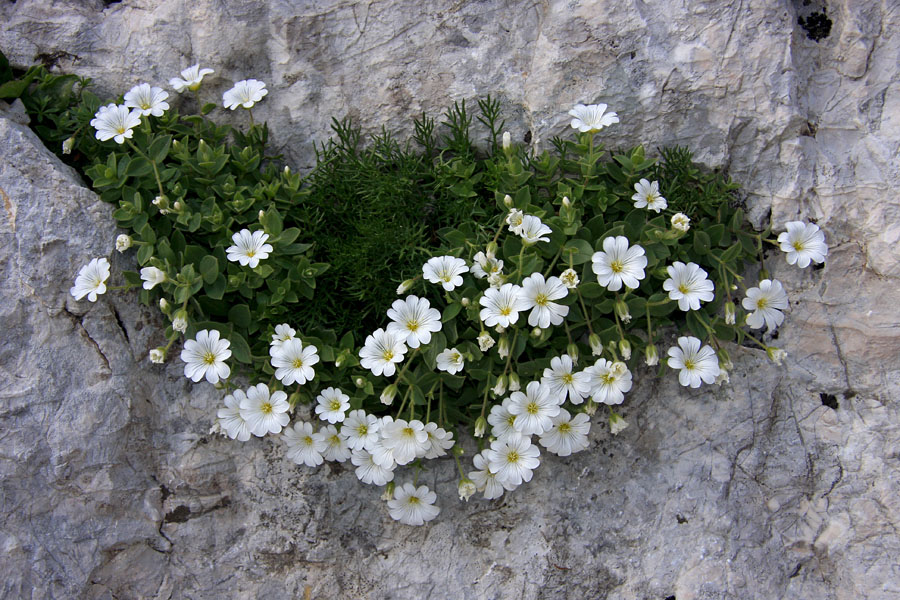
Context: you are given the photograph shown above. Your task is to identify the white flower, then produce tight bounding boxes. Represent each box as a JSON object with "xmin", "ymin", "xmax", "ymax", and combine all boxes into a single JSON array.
[
  {"xmin": 123, "ymin": 83, "xmax": 169, "ymax": 117},
  {"xmin": 487, "ymin": 436, "xmax": 541, "ymax": 487},
  {"xmin": 671, "ymin": 212, "xmax": 691, "ymax": 232},
  {"xmin": 487, "ymin": 271, "xmax": 506, "ymax": 288},
  {"xmin": 568, "ymin": 103, "xmax": 619, "ymax": 132},
  {"xmin": 518, "ymin": 215, "xmax": 552, "ymax": 245},
  {"xmin": 283, "ymin": 422, "xmax": 326, "ymax": 467},
  {"xmin": 631, "ymin": 179, "xmax": 667, "ymax": 213},
  {"xmin": 436, "ymin": 347, "xmax": 465, "ymax": 374},
  {"xmin": 667, "ymin": 336, "xmax": 720, "ymax": 388},
  {"xmin": 115, "ymin": 234, "xmax": 132, "ymax": 252},
  {"xmin": 91, "ymin": 104, "xmax": 142, "ymax": 144},
  {"xmin": 559, "ymin": 268, "xmax": 580, "ymax": 289},
  {"xmin": 645, "ymin": 344, "xmax": 659, "ymax": 366},
  {"xmin": 388, "ymin": 483, "xmax": 440, "ymax": 526},
  {"xmin": 359, "ymin": 328, "xmax": 407, "ymax": 377},
  {"xmin": 149, "ymin": 347, "xmax": 166, "ymax": 364},
  {"xmin": 742, "ymin": 279, "xmax": 789, "ymax": 332},
  {"xmin": 509, "ymin": 381, "xmax": 560, "ymax": 436},
  {"xmin": 468, "ymin": 450, "xmax": 511, "ymax": 499},
  {"xmin": 591, "ymin": 236, "xmax": 647, "ymax": 291},
  {"xmin": 521, "ymin": 273, "xmax": 569, "ymax": 328},
  {"xmin": 314, "ymin": 387, "xmax": 350, "ymax": 423},
  {"xmin": 172, "ymin": 315, "xmax": 188, "ymax": 333},
  {"xmin": 223, "ymin": 79, "xmax": 268, "ymax": 110},
  {"xmin": 471, "ymin": 251, "xmax": 504, "ymax": 279},
  {"xmin": 422, "ymin": 256, "xmax": 468, "ymax": 291},
  {"xmin": 70, "ymin": 257, "xmax": 110, "ymax": 302},
  {"xmin": 477, "ymin": 331, "xmax": 495, "ymax": 351},
  {"xmin": 396, "ymin": 279, "xmax": 414, "ymax": 295},
  {"xmin": 180, "ymin": 329, "xmax": 231, "ymax": 384},
  {"xmin": 368, "ymin": 437, "xmax": 397, "ymax": 470},
  {"xmin": 340, "ymin": 410, "xmax": 381, "ymax": 451},
  {"xmin": 216, "ymin": 391, "xmax": 252, "ymax": 442},
  {"xmin": 380, "ymin": 419, "xmax": 429, "ymax": 465},
  {"xmin": 487, "ymin": 397, "xmax": 521, "ymax": 441},
  {"xmin": 318, "ymin": 425, "xmax": 351, "ymax": 462},
  {"xmin": 380, "ymin": 384, "xmax": 398, "ymax": 405},
  {"xmin": 491, "ymin": 376, "xmax": 507, "ymax": 397},
  {"xmin": 767, "ymin": 347, "xmax": 788, "ymax": 365},
  {"xmin": 497, "ymin": 336, "xmax": 510, "ymax": 359},
  {"xmin": 270, "ymin": 338, "xmax": 319, "ymax": 385},
  {"xmin": 541, "ymin": 355, "xmax": 591, "ymax": 404},
  {"xmin": 423, "ymin": 422, "xmax": 454, "ymax": 459},
  {"xmin": 386, "ymin": 295, "xmax": 442, "ymax": 348},
  {"xmin": 506, "ymin": 209, "xmax": 525, "ymax": 234},
  {"xmin": 226, "ymin": 229, "xmax": 273, "ymax": 268},
  {"xmin": 140, "ymin": 266, "xmax": 166, "ymax": 290},
  {"xmin": 663, "ymin": 261, "xmax": 715, "ymax": 311},
  {"xmin": 459, "ymin": 478, "xmax": 477, "ymax": 501},
  {"xmin": 502, "ymin": 131, "xmax": 511, "ymax": 150},
  {"xmin": 238, "ymin": 383, "xmax": 290, "ymax": 436},
  {"xmin": 270, "ymin": 323, "xmax": 296, "ymax": 349},
  {"xmin": 479, "ymin": 283, "xmax": 528, "ymax": 328},
  {"xmin": 539, "ymin": 409, "xmax": 591, "ymax": 456},
  {"xmin": 778, "ymin": 221, "xmax": 828, "ymax": 268},
  {"xmin": 609, "ymin": 412, "xmax": 629, "ymax": 435},
  {"xmin": 351, "ymin": 449, "xmax": 395, "ymax": 485},
  {"xmin": 585, "ymin": 359, "xmax": 632, "ymax": 405},
  {"xmin": 169, "ymin": 64, "xmax": 214, "ymax": 92}
]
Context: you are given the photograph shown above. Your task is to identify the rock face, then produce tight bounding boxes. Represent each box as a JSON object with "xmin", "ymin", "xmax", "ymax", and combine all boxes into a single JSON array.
[{"xmin": 1, "ymin": 1, "xmax": 899, "ymax": 599}]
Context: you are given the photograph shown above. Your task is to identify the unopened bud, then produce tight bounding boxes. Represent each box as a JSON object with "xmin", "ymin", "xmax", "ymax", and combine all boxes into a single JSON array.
[
  {"xmin": 508, "ymin": 373, "xmax": 521, "ymax": 392},
  {"xmin": 724, "ymin": 301, "xmax": 736, "ymax": 325},
  {"xmin": 171, "ymin": 310, "xmax": 188, "ymax": 333},
  {"xmin": 584, "ymin": 399, "xmax": 598, "ymax": 416},
  {"xmin": 259, "ymin": 209, "xmax": 266, "ymax": 221},
  {"xmin": 474, "ymin": 416, "xmax": 487, "ymax": 438},
  {"xmin": 717, "ymin": 348, "xmax": 733, "ymax": 371},
  {"xmin": 354, "ymin": 377, "xmax": 366, "ymax": 388},
  {"xmin": 380, "ymin": 384, "xmax": 398, "ymax": 405},
  {"xmin": 461, "ymin": 297, "xmax": 470, "ymax": 307},
  {"xmin": 502, "ymin": 131, "xmax": 511, "ymax": 151},
  {"xmin": 172, "ymin": 201, "xmax": 183, "ymax": 212},
  {"xmin": 644, "ymin": 344, "xmax": 659, "ymax": 366},
  {"xmin": 618, "ymin": 339, "xmax": 632, "ymax": 361},
  {"xmin": 486, "ymin": 241, "xmax": 498, "ymax": 259},
  {"xmin": 115, "ymin": 234, "xmax": 133, "ymax": 253},
  {"xmin": 767, "ymin": 347, "xmax": 787, "ymax": 365},
  {"xmin": 503, "ymin": 194, "xmax": 513, "ymax": 207},
  {"xmin": 459, "ymin": 477, "xmax": 477, "ymax": 502},
  {"xmin": 396, "ymin": 279, "xmax": 414, "ymax": 295},
  {"xmin": 567, "ymin": 343, "xmax": 579, "ymax": 365},
  {"xmin": 562, "ymin": 196, "xmax": 571, "ymax": 208},
  {"xmin": 589, "ymin": 333, "xmax": 603, "ymax": 356},
  {"xmin": 609, "ymin": 411, "xmax": 629, "ymax": 435},
  {"xmin": 615, "ymin": 299, "xmax": 632, "ymax": 323},
  {"xmin": 283, "ymin": 165, "xmax": 291, "ymax": 175},
  {"xmin": 497, "ymin": 336, "xmax": 510, "ymax": 359},
  {"xmin": 381, "ymin": 482, "xmax": 395, "ymax": 501},
  {"xmin": 62, "ymin": 136, "xmax": 76, "ymax": 155},
  {"xmin": 159, "ymin": 298, "xmax": 170, "ymax": 311},
  {"xmin": 531, "ymin": 327, "xmax": 542, "ymax": 338},
  {"xmin": 492, "ymin": 375, "xmax": 507, "ymax": 397},
  {"xmin": 477, "ymin": 331, "xmax": 495, "ymax": 352}
]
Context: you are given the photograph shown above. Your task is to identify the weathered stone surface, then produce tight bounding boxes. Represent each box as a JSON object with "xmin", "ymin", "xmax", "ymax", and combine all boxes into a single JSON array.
[{"xmin": 1, "ymin": 1, "xmax": 899, "ymax": 599}]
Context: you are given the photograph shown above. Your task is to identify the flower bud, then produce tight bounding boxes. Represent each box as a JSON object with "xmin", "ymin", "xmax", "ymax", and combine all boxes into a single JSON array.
[
  {"xmin": 380, "ymin": 384, "xmax": 398, "ymax": 405},
  {"xmin": 671, "ymin": 212, "xmax": 691, "ymax": 232},
  {"xmin": 609, "ymin": 411, "xmax": 629, "ymax": 435},
  {"xmin": 502, "ymin": 131, "xmax": 511, "ymax": 151},
  {"xmin": 228, "ymin": 275, "xmax": 242, "ymax": 287},
  {"xmin": 259, "ymin": 209, "xmax": 266, "ymax": 221},
  {"xmin": 589, "ymin": 333, "xmax": 603, "ymax": 356},
  {"xmin": 159, "ymin": 298, "xmax": 170, "ymax": 312},
  {"xmin": 172, "ymin": 201, "xmax": 183, "ymax": 212},
  {"xmin": 584, "ymin": 399, "xmax": 598, "ymax": 416},
  {"xmin": 485, "ymin": 241, "xmax": 498, "ymax": 259},
  {"xmin": 283, "ymin": 165, "xmax": 291, "ymax": 175},
  {"xmin": 531, "ymin": 327, "xmax": 542, "ymax": 338},
  {"xmin": 618, "ymin": 339, "xmax": 632, "ymax": 361},
  {"xmin": 497, "ymin": 336, "xmax": 510, "ymax": 359},
  {"xmin": 474, "ymin": 416, "xmax": 487, "ymax": 438},
  {"xmin": 149, "ymin": 347, "xmax": 166, "ymax": 363},
  {"xmin": 562, "ymin": 196, "xmax": 571, "ymax": 208},
  {"xmin": 381, "ymin": 482, "xmax": 395, "ymax": 501},
  {"xmin": 458, "ymin": 477, "xmax": 477, "ymax": 502},
  {"xmin": 172, "ymin": 310, "xmax": 188, "ymax": 333},
  {"xmin": 461, "ymin": 297, "xmax": 470, "ymax": 307},
  {"xmin": 560, "ymin": 268, "xmax": 579, "ymax": 289},
  {"xmin": 724, "ymin": 301, "xmax": 736, "ymax": 325},
  {"xmin": 644, "ymin": 344, "xmax": 659, "ymax": 366},
  {"xmin": 717, "ymin": 348, "xmax": 733, "ymax": 371},
  {"xmin": 508, "ymin": 373, "xmax": 521, "ymax": 392},
  {"xmin": 503, "ymin": 194, "xmax": 513, "ymax": 207},
  {"xmin": 354, "ymin": 377, "xmax": 366, "ymax": 388},
  {"xmin": 477, "ymin": 331, "xmax": 495, "ymax": 352},
  {"xmin": 614, "ymin": 299, "xmax": 632, "ymax": 323},
  {"xmin": 492, "ymin": 375, "xmax": 507, "ymax": 397},
  {"xmin": 115, "ymin": 234, "xmax": 133, "ymax": 253},
  {"xmin": 62, "ymin": 136, "xmax": 76, "ymax": 155},
  {"xmin": 767, "ymin": 347, "xmax": 787, "ymax": 365},
  {"xmin": 396, "ymin": 279, "xmax": 414, "ymax": 295},
  {"xmin": 566, "ymin": 343, "xmax": 579, "ymax": 365}
]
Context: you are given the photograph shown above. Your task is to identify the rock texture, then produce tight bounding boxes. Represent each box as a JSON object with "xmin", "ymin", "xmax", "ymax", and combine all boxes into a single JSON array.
[{"xmin": 1, "ymin": 0, "xmax": 899, "ymax": 598}]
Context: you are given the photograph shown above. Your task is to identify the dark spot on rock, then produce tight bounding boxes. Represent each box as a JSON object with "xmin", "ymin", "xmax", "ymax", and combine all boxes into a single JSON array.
[
  {"xmin": 820, "ymin": 392, "xmax": 838, "ymax": 410},
  {"xmin": 801, "ymin": 121, "xmax": 818, "ymax": 137},
  {"xmin": 523, "ymin": 131, "xmax": 532, "ymax": 144},
  {"xmin": 164, "ymin": 505, "xmax": 191, "ymax": 523},
  {"xmin": 798, "ymin": 10, "xmax": 832, "ymax": 42},
  {"xmin": 843, "ymin": 389, "xmax": 856, "ymax": 400},
  {"xmin": 812, "ymin": 262, "xmax": 824, "ymax": 271},
  {"xmin": 676, "ymin": 514, "xmax": 688, "ymax": 524},
  {"xmin": 160, "ymin": 484, "xmax": 172, "ymax": 501},
  {"xmin": 665, "ymin": 596, "xmax": 676, "ymax": 600},
  {"xmin": 789, "ymin": 562, "xmax": 802, "ymax": 577}
]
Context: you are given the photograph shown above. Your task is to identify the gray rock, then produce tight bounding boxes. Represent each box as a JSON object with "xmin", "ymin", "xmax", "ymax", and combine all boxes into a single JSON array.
[{"xmin": 1, "ymin": 0, "xmax": 899, "ymax": 599}]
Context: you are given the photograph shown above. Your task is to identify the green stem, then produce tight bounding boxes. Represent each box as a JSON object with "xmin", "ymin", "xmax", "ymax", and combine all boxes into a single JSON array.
[
  {"xmin": 126, "ymin": 139, "xmax": 165, "ymax": 198},
  {"xmin": 577, "ymin": 290, "xmax": 595, "ymax": 335},
  {"xmin": 543, "ymin": 248, "xmax": 563, "ymax": 278},
  {"xmin": 394, "ymin": 385, "xmax": 412, "ymax": 421}
]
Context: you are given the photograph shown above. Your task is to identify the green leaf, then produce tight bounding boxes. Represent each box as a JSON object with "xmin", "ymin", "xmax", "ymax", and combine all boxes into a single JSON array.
[
  {"xmin": 260, "ymin": 206, "xmax": 283, "ymax": 237},
  {"xmin": 229, "ymin": 332, "xmax": 252, "ymax": 364},
  {"xmin": 563, "ymin": 239, "xmax": 595, "ymax": 265},
  {"xmin": 442, "ymin": 302, "xmax": 462, "ymax": 322},
  {"xmin": 693, "ymin": 230, "xmax": 711, "ymax": 255},
  {"xmin": 201, "ymin": 103, "xmax": 217, "ymax": 115},
  {"xmin": 148, "ymin": 135, "xmax": 172, "ymax": 163},
  {"xmin": 0, "ymin": 71, "xmax": 35, "ymax": 99},
  {"xmin": 205, "ymin": 274, "xmax": 226, "ymax": 300},
  {"xmin": 228, "ymin": 304, "xmax": 252, "ymax": 329},
  {"xmin": 719, "ymin": 241, "xmax": 743, "ymax": 263},
  {"xmin": 136, "ymin": 243, "xmax": 154, "ymax": 265},
  {"xmin": 139, "ymin": 222, "xmax": 157, "ymax": 244},
  {"xmin": 125, "ymin": 157, "xmax": 152, "ymax": 178},
  {"xmin": 200, "ymin": 255, "xmax": 219, "ymax": 284}
]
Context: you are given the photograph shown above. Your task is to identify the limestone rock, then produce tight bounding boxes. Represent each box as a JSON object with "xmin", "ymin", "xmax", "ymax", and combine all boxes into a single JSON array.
[{"xmin": 1, "ymin": 1, "xmax": 899, "ymax": 599}]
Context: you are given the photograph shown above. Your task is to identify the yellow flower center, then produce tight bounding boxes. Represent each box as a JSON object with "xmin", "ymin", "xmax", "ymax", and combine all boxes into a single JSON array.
[
  {"xmin": 303, "ymin": 436, "xmax": 313, "ymax": 445},
  {"xmin": 500, "ymin": 307, "xmax": 512, "ymax": 316},
  {"xmin": 506, "ymin": 415, "xmax": 516, "ymax": 427},
  {"xmin": 203, "ymin": 352, "xmax": 217, "ymax": 365},
  {"xmin": 329, "ymin": 400, "xmax": 342, "ymax": 411},
  {"xmin": 406, "ymin": 319, "xmax": 420, "ymax": 332},
  {"xmin": 756, "ymin": 297, "xmax": 768, "ymax": 309},
  {"xmin": 526, "ymin": 401, "xmax": 540, "ymax": 415},
  {"xmin": 559, "ymin": 422, "xmax": 572, "ymax": 433},
  {"xmin": 358, "ymin": 424, "xmax": 368, "ymax": 435},
  {"xmin": 562, "ymin": 373, "xmax": 573, "ymax": 384},
  {"xmin": 535, "ymin": 293, "xmax": 548, "ymax": 306},
  {"xmin": 684, "ymin": 359, "xmax": 696, "ymax": 370},
  {"xmin": 382, "ymin": 349, "xmax": 394, "ymax": 361},
  {"xmin": 793, "ymin": 241, "xmax": 804, "ymax": 251},
  {"xmin": 441, "ymin": 274, "xmax": 452, "ymax": 283},
  {"xmin": 402, "ymin": 427, "xmax": 415, "ymax": 438},
  {"xmin": 292, "ymin": 358, "xmax": 304, "ymax": 368},
  {"xmin": 260, "ymin": 402, "xmax": 273, "ymax": 415},
  {"xmin": 601, "ymin": 373, "xmax": 616, "ymax": 384},
  {"xmin": 506, "ymin": 450, "xmax": 520, "ymax": 463},
  {"xmin": 610, "ymin": 260, "xmax": 623, "ymax": 273},
  {"xmin": 246, "ymin": 249, "xmax": 256, "ymax": 257},
  {"xmin": 678, "ymin": 284, "xmax": 690, "ymax": 294},
  {"xmin": 408, "ymin": 496, "xmax": 421, "ymax": 505}
]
